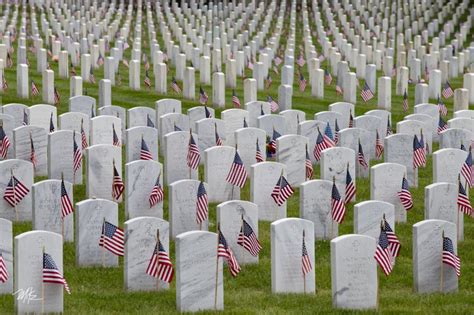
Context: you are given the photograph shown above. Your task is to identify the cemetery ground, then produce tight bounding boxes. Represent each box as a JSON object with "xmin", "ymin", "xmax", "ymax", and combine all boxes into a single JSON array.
[{"xmin": 1, "ymin": 12, "xmax": 474, "ymax": 315}]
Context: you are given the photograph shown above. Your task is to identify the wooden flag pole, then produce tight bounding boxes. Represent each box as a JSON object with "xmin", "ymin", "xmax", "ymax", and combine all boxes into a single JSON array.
[
  {"xmin": 41, "ymin": 246, "xmax": 45, "ymax": 314},
  {"xmin": 156, "ymin": 229, "xmax": 160, "ymax": 291},
  {"xmin": 303, "ymin": 229, "xmax": 306, "ymax": 294},
  {"xmin": 214, "ymin": 224, "xmax": 220, "ymax": 311},
  {"xmin": 331, "ymin": 176, "xmax": 335, "ymax": 239},
  {"xmin": 11, "ymin": 169, "xmax": 18, "ymax": 221},
  {"xmin": 61, "ymin": 172, "xmax": 64, "ymax": 239},
  {"xmin": 440, "ymin": 230, "xmax": 444, "ymax": 292},
  {"xmin": 101, "ymin": 217, "xmax": 106, "ymax": 268}
]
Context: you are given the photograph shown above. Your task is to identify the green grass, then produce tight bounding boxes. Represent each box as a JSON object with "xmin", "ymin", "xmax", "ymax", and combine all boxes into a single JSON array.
[{"xmin": 0, "ymin": 3, "xmax": 473, "ymax": 314}]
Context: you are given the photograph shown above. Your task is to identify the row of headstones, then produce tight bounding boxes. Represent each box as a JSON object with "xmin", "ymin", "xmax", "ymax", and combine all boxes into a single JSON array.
[
  {"xmin": 1, "ymin": 217, "xmax": 460, "ymax": 312},
  {"xmin": 0, "ymin": 150, "xmax": 467, "ymax": 249}
]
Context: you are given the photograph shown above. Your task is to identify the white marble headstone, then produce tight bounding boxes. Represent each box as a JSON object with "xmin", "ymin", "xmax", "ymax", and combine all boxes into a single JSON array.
[
  {"xmin": 353, "ymin": 200, "xmax": 395, "ymax": 240},
  {"xmin": 13, "ymin": 125, "xmax": 48, "ymax": 176},
  {"xmin": 125, "ymin": 126, "xmax": 158, "ymax": 162},
  {"xmin": 0, "ymin": 218, "xmax": 12, "ymax": 294},
  {"xmin": 204, "ymin": 146, "xmax": 240, "ymax": 202},
  {"xmin": 276, "ymin": 135, "xmax": 307, "ymax": 186},
  {"xmin": 0, "ymin": 159, "xmax": 33, "ymax": 221},
  {"xmin": 320, "ymin": 147, "xmax": 356, "ymax": 202},
  {"xmin": 86, "ymin": 144, "xmax": 122, "ymax": 201}
]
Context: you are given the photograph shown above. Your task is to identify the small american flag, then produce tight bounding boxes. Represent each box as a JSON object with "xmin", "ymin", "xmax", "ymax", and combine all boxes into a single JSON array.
[
  {"xmin": 187, "ymin": 133, "xmax": 200, "ymax": 169},
  {"xmin": 0, "ymin": 252, "xmax": 8, "ymax": 283},
  {"xmin": 97, "ymin": 53, "xmax": 104, "ymax": 66},
  {"xmin": 145, "ymin": 239, "xmax": 174, "ymax": 283},
  {"xmin": 299, "ymin": 72, "xmax": 307, "ymax": 92},
  {"xmin": 374, "ymin": 228, "xmax": 393, "ymax": 276},
  {"xmin": 113, "ymin": 124, "xmax": 120, "ymax": 146},
  {"xmin": 89, "ymin": 67, "xmax": 96, "ymax": 84},
  {"xmin": 437, "ymin": 117, "xmax": 448, "ymax": 134},
  {"xmin": 457, "ymin": 181, "xmax": 472, "ymax": 216},
  {"xmin": 335, "ymin": 83, "xmax": 343, "ymax": 95},
  {"xmin": 357, "ymin": 141, "xmax": 368, "ymax": 170},
  {"xmin": 232, "ymin": 90, "xmax": 241, "ymax": 108},
  {"xmin": 247, "ymin": 57, "xmax": 254, "ymax": 70},
  {"xmin": 313, "ymin": 129, "xmax": 328, "ymax": 161},
  {"xmin": 149, "ymin": 175, "xmax": 164, "ymax": 208},
  {"xmin": 383, "ymin": 219, "xmax": 401, "ymax": 257},
  {"xmin": 147, "ymin": 114, "xmax": 155, "ymax": 128},
  {"xmin": 334, "ymin": 119, "xmax": 340, "ymax": 144},
  {"xmin": 196, "ymin": 181, "xmax": 208, "ymax": 224},
  {"xmin": 31, "ymin": 80, "xmax": 40, "ymax": 96},
  {"xmin": 199, "ymin": 86, "xmax": 209, "ymax": 105},
  {"xmin": 237, "ymin": 218, "xmax": 262, "ymax": 256},
  {"xmin": 460, "ymin": 148, "xmax": 472, "ymax": 188},
  {"xmin": 402, "ymin": 90, "xmax": 408, "ymax": 112},
  {"xmin": 331, "ymin": 180, "xmax": 346, "ymax": 224},
  {"xmin": 218, "ymin": 230, "xmax": 241, "ymax": 277},
  {"xmin": 140, "ymin": 138, "xmax": 153, "ymax": 160},
  {"xmin": 305, "ymin": 148, "xmax": 313, "ymax": 179},
  {"xmin": 212, "ymin": 124, "xmax": 223, "ymax": 147},
  {"xmin": 268, "ymin": 128, "xmax": 281, "ymax": 155},
  {"xmin": 345, "ymin": 168, "xmax": 356, "ymax": 204},
  {"xmin": 6, "ymin": 52, "xmax": 13, "ymax": 68},
  {"xmin": 349, "ymin": 111, "xmax": 354, "ymax": 128},
  {"xmin": 226, "ymin": 151, "xmax": 248, "ymax": 188},
  {"xmin": 54, "ymin": 87, "xmax": 61, "ymax": 106},
  {"xmin": 398, "ymin": 177, "xmax": 413, "ymax": 211},
  {"xmin": 22, "ymin": 110, "xmax": 28, "ymax": 126},
  {"xmin": 144, "ymin": 70, "xmax": 151, "ymax": 88},
  {"xmin": 360, "ymin": 82, "xmax": 374, "ymax": 102},
  {"xmin": 243, "ymin": 118, "xmax": 248, "ymax": 128},
  {"xmin": 0, "ymin": 126, "xmax": 11, "ymax": 159},
  {"xmin": 323, "ymin": 122, "xmax": 336, "ymax": 147},
  {"xmin": 386, "ymin": 117, "xmax": 393, "ymax": 136},
  {"xmin": 171, "ymin": 77, "xmax": 181, "ymax": 94},
  {"xmin": 413, "ymin": 134, "xmax": 426, "ymax": 169},
  {"xmin": 49, "ymin": 113, "xmax": 55, "ymax": 133},
  {"xmin": 112, "ymin": 164, "xmax": 124, "ymax": 200},
  {"xmin": 424, "ymin": 64, "xmax": 429, "ymax": 82},
  {"xmin": 442, "ymin": 236, "xmax": 461, "ymax": 277},
  {"xmin": 324, "ymin": 68, "xmax": 332, "ymax": 85},
  {"xmin": 442, "ymin": 80, "xmax": 454, "ymax": 99},
  {"xmin": 301, "ymin": 231, "xmax": 312, "ymax": 275},
  {"xmin": 73, "ymin": 134, "xmax": 82, "ymax": 174},
  {"xmin": 30, "ymin": 136, "xmax": 38, "ymax": 169},
  {"xmin": 43, "ymin": 252, "xmax": 71, "ymax": 294},
  {"xmin": 267, "ymin": 95, "xmax": 279, "ymax": 112},
  {"xmin": 296, "ymin": 53, "xmax": 305, "ymax": 67},
  {"xmin": 271, "ymin": 175, "xmax": 294, "ymax": 206},
  {"xmin": 376, "ymin": 130, "xmax": 384, "ymax": 159},
  {"xmin": 265, "ymin": 74, "xmax": 273, "ymax": 89},
  {"xmin": 99, "ymin": 221, "xmax": 125, "ymax": 256},
  {"xmin": 60, "ymin": 179, "xmax": 73, "ymax": 217},
  {"xmin": 256, "ymin": 139, "xmax": 264, "ymax": 163},
  {"xmin": 81, "ymin": 122, "xmax": 88, "ymax": 150},
  {"xmin": 3, "ymin": 175, "xmax": 30, "ymax": 207},
  {"xmin": 437, "ymin": 96, "xmax": 448, "ymax": 117}
]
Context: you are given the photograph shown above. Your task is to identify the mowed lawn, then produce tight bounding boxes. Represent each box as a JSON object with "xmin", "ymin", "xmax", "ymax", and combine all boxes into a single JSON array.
[{"xmin": 1, "ymin": 5, "xmax": 474, "ymax": 314}]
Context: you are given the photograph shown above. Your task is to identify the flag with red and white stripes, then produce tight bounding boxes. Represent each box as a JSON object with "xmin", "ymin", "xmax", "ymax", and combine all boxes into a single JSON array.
[
  {"xmin": 99, "ymin": 221, "xmax": 125, "ymax": 256},
  {"xmin": 43, "ymin": 252, "xmax": 71, "ymax": 294},
  {"xmin": 30, "ymin": 136, "xmax": 38, "ymax": 169},
  {"xmin": 0, "ymin": 252, "xmax": 8, "ymax": 283},
  {"xmin": 305, "ymin": 149, "xmax": 313, "ymax": 180},
  {"xmin": 140, "ymin": 138, "xmax": 153, "ymax": 160},
  {"xmin": 398, "ymin": 177, "xmax": 413, "ymax": 211},
  {"xmin": 187, "ymin": 133, "xmax": 200, "ymax": 170},
  {"xmin": 383, "ymin": 219, "xmax": 401, "ymax": 257},
  {"xmin": 374, "ymin": 228, "xmax": 393, "ymax": 276},
  {"xmin": 442, "ymin": 236, "xmax": 461, "ymax": 277},
  {"xmin": 149, "ymin": 175, "xmax": 164, "ymax": 208},
  {"xmin": 218, "ymin": 230, "xmax": 241, "ymax": 277},
  {"xmin": 73, "ymin": 133, "xmax": 82, "ymax": 174},
  {"xmin": 301, "ymin": 232, "xmax": 312, "ymax": 275},
  {"xmin": 196, "ymin": 181, "xmax": 208, "ymax": 224},
  {"xmin": 345, "ymin": 168, "xmax": 356, "ymax": 204},
  {"xmin": 199, "ymin": 86, "xmax": 209, "ymax": 105},
  {"xmin": 0, "ymin": 126, "xmax": 11, "ymax": 159},
  {"xmin": 331, "ymin": 180, "xmax": 346, "ymax": 224},
  {"xmin": 299, "ymin": 73, "xmax": 307, "ymax": 92},
  {"xmin": 256, "ymin": 139, "xmax": 264, "ymax": 163},
  {"xmin": 360, "ymin": 82, "xmax": 374, "ymax": 102},
  {"xmin": 60, "ymin": 179, "xmax": 74, "ymax": 217},
  {"xmin": 237, "ymin": 219, "xmax": 262, "ymax": 257},
  {"xmin": 413, "ymin": 134, "xmax": 426, "ymax": 169},
  {"xmin": 267, "ymin": 95, "xmax": 279, "ymax": 112},
  {"xmin": 3, "ymin": 175, "xmax": 30, "ymax": 207},
  {"xmin": 357, "ymin": 142, "xmax": 369, "ymax": 170},
  {"xmin": 145, "ymin": 240, "xmax": 174, "ymax": 283},
  {"xmin": 437, "ymin": 117, "xmax": 448, "ymax": 134},
  {"xmin": 442, "ymin": 80, "xmax": 454, "ymax": 99},
  {"xmin": 31, "ymin": 80, "xmax": 40, "ymax": 96},
  {"xmin": 457, "ymin": 181, "xmax": 472, "ymax": 216},
  {"xmin": 461, "ymin": 147, "xmax": 473, "ymax": 188},
  {"xmin": 232, "ymin": 90, "xmax": 241, "ymax": 108},
  {"xmin": 376, "ymin": 130, "xmax": 384, "ymax": 159},
  {"xmin": 271, "ymin": 175, "xmax": 294, "ymax": 206},
  {"xmin": 226, "ymin": 151, "xmax": 248, "ymax": 188},
  {"xmin": 112, "ymin": 165, "xmax": 124, "ymax": 201}
]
